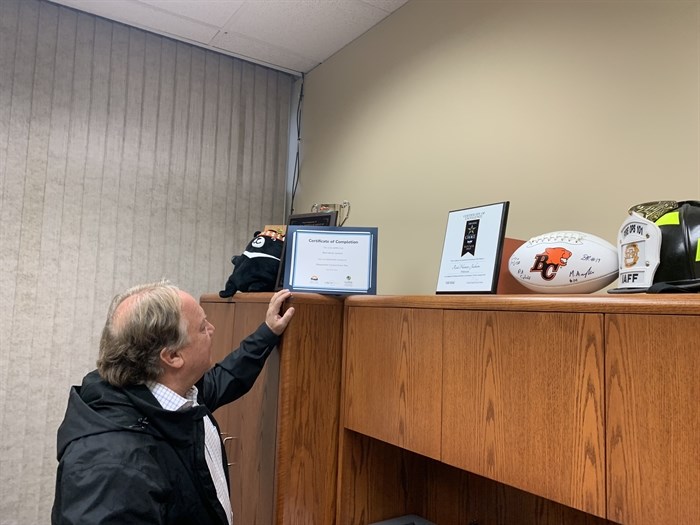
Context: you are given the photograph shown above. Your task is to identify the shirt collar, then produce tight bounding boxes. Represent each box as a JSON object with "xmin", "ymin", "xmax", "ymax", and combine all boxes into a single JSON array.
[{"xmin": 146, "ymin": 381, "xmax": 199, "ymax": 412}]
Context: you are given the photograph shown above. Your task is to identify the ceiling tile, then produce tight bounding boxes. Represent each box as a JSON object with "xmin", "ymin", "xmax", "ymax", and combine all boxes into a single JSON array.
[
  {"xmin": 51, "ymin": 0, "xmax": 219, "ymax": 44},
  {"xmin": 138, "ymin": 0, "xmax": 245, "ymax": 28},
  {"xmin": 48, "ymin": 0, "xmax": 408, "ymax": 74},
  {"xmin": 211, "ymin": 30, "xmax": 320, "ymax": 73},
  {"xmin": 219, "ymin": 0, "xmax": 394, "ymax": 62}
]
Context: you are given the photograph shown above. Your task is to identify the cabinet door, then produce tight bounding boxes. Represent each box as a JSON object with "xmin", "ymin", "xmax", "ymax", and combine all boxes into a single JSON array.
[
  {"xmin": 344, "ymin": 307, "xmax": 443, "ymax": 460},
  {"xmin": 201, "ymin": 300, "xmax": 277, "ymax": 525},
  {"xmin": 607, "ymin": 314, "xmax": 700, "ymax": 525},
  {"xmin": 442, "ymin": 311, "xmax": 605, "ymax": 518},
  {"xmin": 228, "ymin": 303, "xmax": 278, "ymax": 525}
]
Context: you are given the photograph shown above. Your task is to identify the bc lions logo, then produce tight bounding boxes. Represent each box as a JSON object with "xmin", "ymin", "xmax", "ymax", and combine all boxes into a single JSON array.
[{"xmin": 530, "ymin": 247, "xmax": 572, "ymax": 280}]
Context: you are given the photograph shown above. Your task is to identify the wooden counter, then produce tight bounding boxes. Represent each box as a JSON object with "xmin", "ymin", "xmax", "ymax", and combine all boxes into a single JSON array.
[
  {"xmin": 338, "ymin": 294, "xmax": 700, "ymax": 525},
  {"xmin": 201, "ymin": 292, "xmax": 699, "ymax": 524}
]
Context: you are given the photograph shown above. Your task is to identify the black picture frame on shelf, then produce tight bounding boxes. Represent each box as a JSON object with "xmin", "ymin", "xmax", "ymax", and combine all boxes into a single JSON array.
[
  {"xmin": 275, "ymin": 211, "xmax": 339, "ymax": 290},
  {"xmin": 436, "ymin": 201, "xmax": 509, "ymax": 294}
]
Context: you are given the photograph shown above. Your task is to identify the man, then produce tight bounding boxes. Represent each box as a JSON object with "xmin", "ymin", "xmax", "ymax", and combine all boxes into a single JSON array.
[{"xmin": 52, "ymin": 282, "xmax": 295, "ymax": 524}]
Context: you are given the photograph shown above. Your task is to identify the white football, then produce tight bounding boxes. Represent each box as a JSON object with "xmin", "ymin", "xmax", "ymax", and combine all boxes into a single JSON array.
[{"xmin": 508, "ymin": 231, "xmax": 618, "ymax": 294}]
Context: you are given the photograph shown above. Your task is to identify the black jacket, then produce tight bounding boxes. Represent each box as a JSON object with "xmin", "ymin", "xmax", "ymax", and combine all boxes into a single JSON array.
[{"xmin": 52, "ymin": 323, "xmax": 279, "ymax": 525}]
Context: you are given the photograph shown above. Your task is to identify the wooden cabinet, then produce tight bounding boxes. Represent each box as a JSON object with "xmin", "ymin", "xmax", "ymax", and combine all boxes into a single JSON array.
[
  {"xmin": 340, "ymin": 295, "xmax": 700, "ymax": 525},
  {"xmin": 202, "ymin": 293, "xmax": 700, "ymax": 524},
  {"xmin": 200, "ymin": 292, "xmax": 343, "ymax": 525}
]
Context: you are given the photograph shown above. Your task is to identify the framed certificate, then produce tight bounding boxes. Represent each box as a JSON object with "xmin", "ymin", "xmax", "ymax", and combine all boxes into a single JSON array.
[
  {"xmin": 283, "ymin": 226, "xmax": 378, "ymax": 295},
  {"xmin": 436, "ymin": 201, "xmax": 509, "ymax": 294}
]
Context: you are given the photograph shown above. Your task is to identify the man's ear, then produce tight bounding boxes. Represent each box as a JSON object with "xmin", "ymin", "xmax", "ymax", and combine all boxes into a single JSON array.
[{"xmin": 160, "ymin": 347, "xmax": 184, "ymax": 370}]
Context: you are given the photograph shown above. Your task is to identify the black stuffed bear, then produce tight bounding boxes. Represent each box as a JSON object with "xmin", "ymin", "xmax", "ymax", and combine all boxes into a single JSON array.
[{"xmin": 219, "ymin": 230, "xmax": 285, "ymax": 298}]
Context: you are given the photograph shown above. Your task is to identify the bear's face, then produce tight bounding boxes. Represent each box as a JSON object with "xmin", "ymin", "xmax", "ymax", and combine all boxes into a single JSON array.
[
  {"xmin": 219, "ymin": 230, "xmax": 286, "ymax": 297},
  {"xmin": 244, "ymin": 236, "xmax": 283, "ymax": 258}
]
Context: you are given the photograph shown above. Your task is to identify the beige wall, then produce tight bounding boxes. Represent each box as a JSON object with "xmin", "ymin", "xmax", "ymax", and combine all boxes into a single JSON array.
[{"xmin": 300, "ymin": 0, "xmax": 699, "ymax": 295}]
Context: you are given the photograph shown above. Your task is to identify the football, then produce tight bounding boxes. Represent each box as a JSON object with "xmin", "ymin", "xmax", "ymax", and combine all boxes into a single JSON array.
[{"xmin": 508, "ymin": 231, "xmax": 618, "ymax": 293}]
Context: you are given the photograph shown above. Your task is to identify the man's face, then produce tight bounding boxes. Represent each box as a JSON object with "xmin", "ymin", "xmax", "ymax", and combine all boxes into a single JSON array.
[{"xmin": 178, "ymin": 292, "xmax": 215, "ymax": 381}]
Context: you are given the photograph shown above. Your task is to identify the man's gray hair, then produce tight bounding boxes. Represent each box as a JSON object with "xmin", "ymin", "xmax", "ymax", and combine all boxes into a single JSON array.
[{"xmin": 97, "ymin": 281, "xmax": 189, "ymax": 387}]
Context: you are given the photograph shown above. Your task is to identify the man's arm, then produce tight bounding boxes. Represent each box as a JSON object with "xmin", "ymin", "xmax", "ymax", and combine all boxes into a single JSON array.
[{"xmin": 200, "ymin": 290, "xmax": 295, "ymax": 409}]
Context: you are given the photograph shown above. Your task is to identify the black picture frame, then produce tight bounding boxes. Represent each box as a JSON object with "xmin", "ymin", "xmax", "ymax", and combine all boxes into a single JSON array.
[
  {"xmin": 275, "ymin": 211, "xmax": 339, "ymax": 290},
  {"xmin": 287, "ymin": 211, "xmax": 338, "ymax": 227},
  {"xmin": 435, "ymin": 201, "xmax": 510, "ymax": 294}
]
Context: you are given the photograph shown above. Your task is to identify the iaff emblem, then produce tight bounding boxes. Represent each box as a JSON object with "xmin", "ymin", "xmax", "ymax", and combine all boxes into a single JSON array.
[
  {"xmin": 530, "ymin": 247, "xmax": 572, "ymax": 280},
  {"xmin": 623, "ymin": 243, "xmax": 639, "ymax": 268}
]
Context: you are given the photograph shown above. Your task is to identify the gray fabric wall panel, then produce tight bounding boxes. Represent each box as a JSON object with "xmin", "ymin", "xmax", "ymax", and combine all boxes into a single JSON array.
[
  {"xmin": 0, "ymin": 2, "xmax": 19, "ymax": 431},
  {"xmin": 0, "ymin": 0, "xmax": 293, "ymax": 522},
  {"xmin": 147, "ymin": 36, "xmax": 177, "ymax": 281}
]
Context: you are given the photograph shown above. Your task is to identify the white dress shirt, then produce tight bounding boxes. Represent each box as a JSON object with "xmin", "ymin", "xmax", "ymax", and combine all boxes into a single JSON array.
[{"xmin": 147, "ymin": 382, "xmax": 232, "ymax": 525}]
